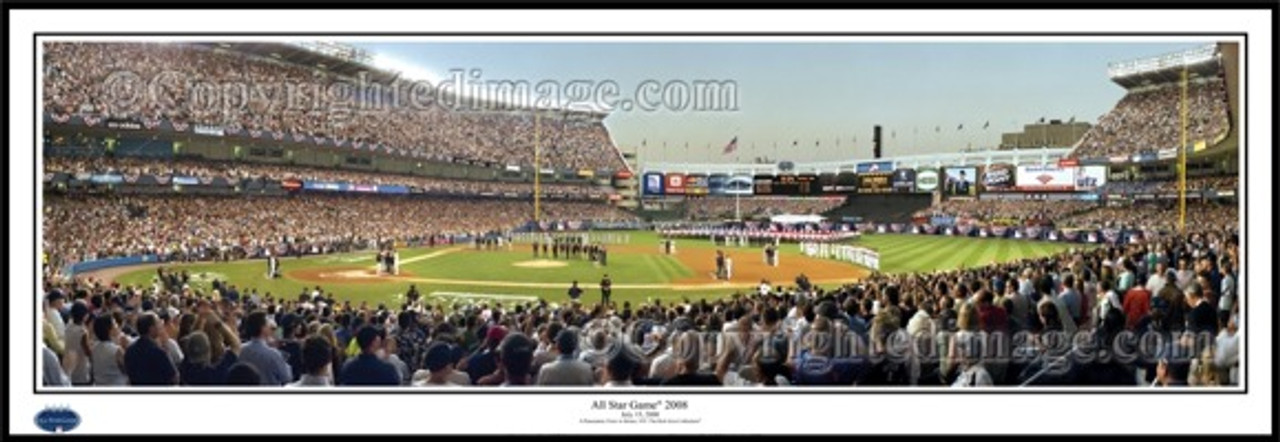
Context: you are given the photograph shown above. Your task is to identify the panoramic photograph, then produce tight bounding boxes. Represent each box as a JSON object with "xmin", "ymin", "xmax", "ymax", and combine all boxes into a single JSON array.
[{"xmin": 37, "ymin": 38, "xmax": 1241, "ymax": 392}]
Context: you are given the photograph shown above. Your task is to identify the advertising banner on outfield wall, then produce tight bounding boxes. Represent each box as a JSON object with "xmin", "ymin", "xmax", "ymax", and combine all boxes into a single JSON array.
[
  {"xmin": 684, "ymin": 174, "xmax": 709, "ymax": 195},
  {"xmin": 1130, "ymin": 151, "xmax": 1158, "ymax": 163},
  {"xmin": 943, "ymin": 167, "xmax": 977, "ymax": 196},
  {"xmin": 891, "ymin": 168, "xmax": 917, "ymax": 193},
  {"xmin": 707, "ymin": 174, "xmax": 729, "ymax": 195},
  {"xmin": 819, "ymin": 172, "xmax": 859, "ymax": 194},
  {"xmin": 857, "ymin": 172, "xmax": 892, "ymax": 194},
  {"xmin": 1015, "ymin": 164, "xmax": 1075, "ymax": 191},
  {"xmin": 856, "ymin": 161, "xmax": 894, "ymax": 174},
  {"xmin": 1074, "ymin": 165, "xmax": 1108, "ymax": 191},
  {"xmin": 664, "ymin": 173, "xmax": 687, "ymax": 195},
  {"xmin": 90, "ymin": 174, "xmax": 125, "ymax": 184},
  {"xmin": 752, "ymin": 174, "xmax": 775, "ymax": 195},
  {"xmin": 982, "ymin": 163, "xmax": 1015, "ymax": 192},
  {"xmin": 304, "ymin": 181, "xmax": 345, "ymax": 191},
  {"xmin": 642, "ymin": 172, "xmax": 664, "ymax": 196},
  {"xmin": 915, "ymin": 168, "xmax": 940, "ymax": 192},
  {"xmin": 725, "ymin": 175, "xmax": 754, "ymax": 195}
]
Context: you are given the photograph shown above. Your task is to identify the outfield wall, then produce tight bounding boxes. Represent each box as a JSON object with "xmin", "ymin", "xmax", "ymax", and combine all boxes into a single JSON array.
[{"xmin": 65, "ymin": 254, "xmax": 161, "ymax": 277}]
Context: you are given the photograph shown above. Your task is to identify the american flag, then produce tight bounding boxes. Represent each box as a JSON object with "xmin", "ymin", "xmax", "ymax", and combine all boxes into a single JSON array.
[{"xmin": 722, "ymin": 136, "xmax": 738, "ymax": 155}]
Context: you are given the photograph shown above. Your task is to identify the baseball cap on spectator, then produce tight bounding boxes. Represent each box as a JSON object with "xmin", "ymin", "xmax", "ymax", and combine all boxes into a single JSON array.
[
  {"xmin": 424, "ymin": 343, "xmax": 454, "ymax": 372},
  {"xmin": 486, "ymin": 325, "xmax": 508, "ymax": 344}
]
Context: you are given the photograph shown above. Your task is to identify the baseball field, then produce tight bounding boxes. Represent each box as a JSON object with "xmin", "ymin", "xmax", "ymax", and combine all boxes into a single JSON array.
[{"xmin": 102, "ymin": 231, "xmax": 1085, "ymax": 306}]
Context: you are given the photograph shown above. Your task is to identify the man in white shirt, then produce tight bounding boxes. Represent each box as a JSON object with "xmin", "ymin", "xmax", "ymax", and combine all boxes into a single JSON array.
[
  {"xmin": 758, "ymin": 279, "xmax": 772, "ymax": 297},
  {"xmin": 1214, "ymin": 314, "xmax": 1240, "ymax": 386},
  {"xmin": 45, "ymin": 292, "xmax": 68, "ymax": 342},
  {"xmin": 1146, "ymin": 262, "xmax": 1169, "ymax": 294},
  {"xmin": 537, "ymin": 330, "xmax": 596, "ymax": 386},
  {"xmin": 577, "ymin": 330, "xmax": 610, "ymax": 370},
  {"xmin": 1175, "ymin": 259, "xmax": 1195, "ymax": 291}
]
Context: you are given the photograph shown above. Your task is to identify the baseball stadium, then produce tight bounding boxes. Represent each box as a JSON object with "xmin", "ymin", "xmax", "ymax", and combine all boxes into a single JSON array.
[{"xmin": 39, "ymin": 41, "xmax": 1241, "ymax": 388}]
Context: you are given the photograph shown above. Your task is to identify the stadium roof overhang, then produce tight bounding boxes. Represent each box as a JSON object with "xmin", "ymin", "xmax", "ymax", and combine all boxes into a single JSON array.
[
  {"xmin": 1107, "ymin": 45, "xmax": 1222, "ymax": 89},
  {"xmin": 1109, "ymin": 58, "xmax": 1222, "ymax": 89}
]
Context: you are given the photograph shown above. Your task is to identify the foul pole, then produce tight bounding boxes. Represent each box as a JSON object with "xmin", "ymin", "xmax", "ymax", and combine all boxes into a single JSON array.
[
  {"xmin": 1178, "ymin": 66, "xmax": 1188, "ymax": 231},
  {"xmin": 532, "ymin": 112, "xmax": 542, "ymax": 224}
]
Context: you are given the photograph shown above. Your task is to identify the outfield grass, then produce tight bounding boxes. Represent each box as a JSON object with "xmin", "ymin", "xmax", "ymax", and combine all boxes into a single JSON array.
[
  {"xmin": 854, "ymin": 234, "xmax": 1086, "ymax": 274},
  {"xmin": 113, "ymin": 231, "xmax": 1086, "ymax": 306}
]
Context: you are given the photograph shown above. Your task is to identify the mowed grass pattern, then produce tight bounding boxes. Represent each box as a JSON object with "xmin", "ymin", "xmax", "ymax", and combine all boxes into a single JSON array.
[
  {"xmin": 113, "ymin": 231, "xmax": 1085, "ymax": 306},
  {"xmin": 855, "ymin": 234, "xmax": 1084, "ymax": 274}
]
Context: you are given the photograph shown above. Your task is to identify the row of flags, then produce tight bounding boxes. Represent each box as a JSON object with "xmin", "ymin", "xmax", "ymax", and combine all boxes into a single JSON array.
[
  {"xmin": 643, "ymin": 116, "xmax": 1085, "ymax": 155},
  {"xmin": 643, "ymin": 119, "xmax": 1029, "ymax": 156}
]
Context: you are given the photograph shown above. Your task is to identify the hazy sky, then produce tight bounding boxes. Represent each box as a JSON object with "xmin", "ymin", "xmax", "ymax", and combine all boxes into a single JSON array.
[{"xmin": 355, "ymin": 41, "xmax": 1210, "ymax": 164}]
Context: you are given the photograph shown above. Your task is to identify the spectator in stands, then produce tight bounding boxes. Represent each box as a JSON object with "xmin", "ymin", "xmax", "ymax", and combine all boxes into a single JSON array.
[
  {"xmin": 289, "ymin": 336, "xmax": 335, "ymax": 387},
  {"xmin": 662, "ymin": 331, "xmax": 720, "ymax": 386},
  {"xmin": 238, "ymin": 311, "xmax": 293, "ymax": 386},
  {"xmin": 494, "ymin": 333, "xmax": 537, "ymax": 387},
  {"xmin": 339, "ymin": 326, "xmax": 401, "ymax": 386},
  {"xmin": 537, "ymin": 329, "xmax": 595, "ymax": 386},
  {"xmin": 226, "ymin": 363, "xmax": 264, "ymax": 386},
  {"xmin": 601, "ymin": 345, "xmax": 640, "ymax": 387},
  {"xmin": 1184, "ymin": 284, "xmax": 1218, "ymax": 336},
  {"xmin": 124, "ymin": 312, "xmax": 178, "ymax": 386},
  {"xmin": 91, "ymin": 315, "xmax": 129, "ymax": 386},
  {"xmin": 63, "ymin": 301, "xmax": 93, "ymax": 385}
]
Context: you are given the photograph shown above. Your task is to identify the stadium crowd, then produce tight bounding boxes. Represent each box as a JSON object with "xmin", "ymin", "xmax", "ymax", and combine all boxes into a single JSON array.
[
  {"xmin": 1073, "ymin": 78, "xmax": 1230, "ymax": 159},
  {"xmin": 914, "ymin": 200, "xmax": 1097, "ymax": 225},
  {"xmin": 43, "ymin": 194, "xmax": 637, "ymax": 273},
  {"xmin": 43, "ymin": 42, "xmax": 625, "ymax": 171},
  {"xmin": 41, "ymin": 201, "xmax": 1240, "ymax": 388},
  {"xmin": 1056, "ymin": 202, "xmax": 1238, "ymax": 232},
  {"xmin": 1100, "ymin": 175, "xmax": 1238, "ymax": 195},
  {"xmin": 43, "ymin": 156, "xmax": 607, "ymax": 198},
  {"xmin": 685, "ymin": 197, "xmax": 844, "ymax": 221}
]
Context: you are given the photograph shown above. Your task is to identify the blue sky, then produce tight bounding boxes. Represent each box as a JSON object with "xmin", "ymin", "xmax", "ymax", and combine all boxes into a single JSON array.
[{"xmin": 355, "ymin": 41, "xmax": 1210, "ymax": 163}]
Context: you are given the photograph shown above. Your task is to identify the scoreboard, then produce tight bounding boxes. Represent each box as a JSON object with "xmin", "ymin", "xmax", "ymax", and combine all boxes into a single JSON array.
[
  {"xmin": 857, "ymin": 172, "xmax": 892, "ymax": 194},
  {"xmin": 762, "ymin": 172, "xmax": 814, "ymax": 193}
]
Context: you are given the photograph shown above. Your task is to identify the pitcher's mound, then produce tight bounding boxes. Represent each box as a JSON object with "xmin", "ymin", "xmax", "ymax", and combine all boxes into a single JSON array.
[{"xmin": 513, "ymin": 259, "xmax": 569, "ymax": 269}]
